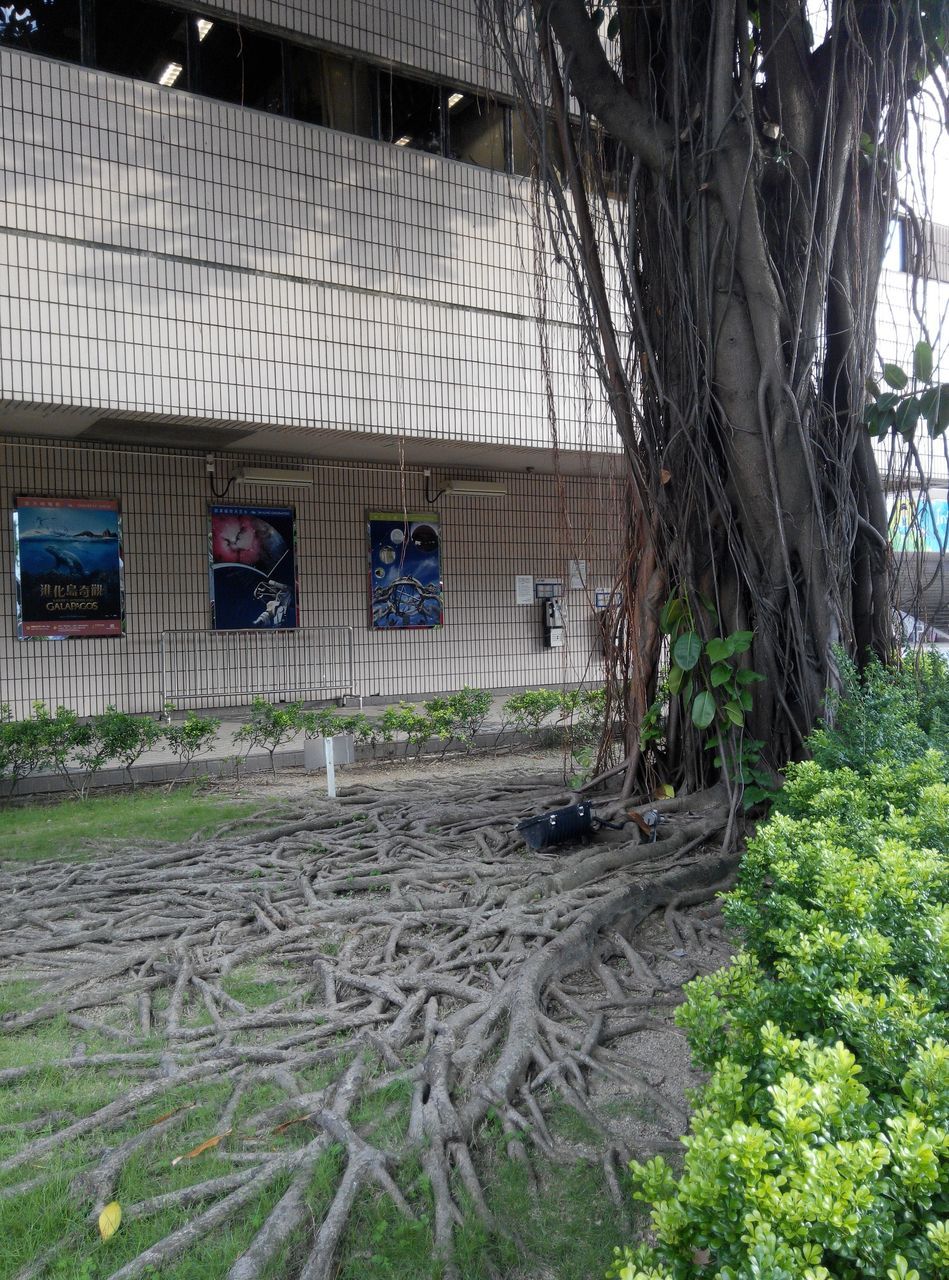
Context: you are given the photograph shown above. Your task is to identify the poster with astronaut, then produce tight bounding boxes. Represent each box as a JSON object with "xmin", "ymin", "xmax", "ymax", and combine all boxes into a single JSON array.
[
  {"xmin": 13, "ymin": 496, "xmax": 125, "ymax": 639},
  {"xmin": 208, "ymin": 505, "xmax": 299, "ymax": 630},
  {"xmin": 368, "ymin": 512, "xmax": 443, "ymax": 629}
]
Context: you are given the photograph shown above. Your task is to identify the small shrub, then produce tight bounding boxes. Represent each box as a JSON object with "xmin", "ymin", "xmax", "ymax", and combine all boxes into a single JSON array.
[
  {"xmin": 233, "ymin": 698, "xmax": 303, "ymax": 775},
  {"xmin": 502, "ymin": 689, "xmax": 562, "ymax": 742},
  {"xmin": 0, "ymin": 703, "xmax": 55, "ymax": 793},
  {"xmin": 163, "ymin": 711, "xmax": 221, "ymax": 786}
]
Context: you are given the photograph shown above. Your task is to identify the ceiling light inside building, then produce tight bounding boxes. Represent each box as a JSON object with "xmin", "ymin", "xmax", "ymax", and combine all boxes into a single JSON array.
[
  {"xmin": 158, "ymin": 61, "xmax": 183, "ymax": 87},
  {"xmin": 196, "ymin": 18, "xmax": 213, "ymax": 40},
  {"xmin": 394, "ymin": 135, "xmax": 411, "ymax": 146},
  {"xmin": 447, "ymin": 93, "xmax": 465, "ymax": 108}
]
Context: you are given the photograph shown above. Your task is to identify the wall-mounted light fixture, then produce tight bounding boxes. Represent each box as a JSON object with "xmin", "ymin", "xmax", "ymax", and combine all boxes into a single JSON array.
[
  {"xmin": 424, "ymin": 470, "xmax": 508, "ymax": 503},
  {"xmin": 236, "ymin": 467, "xmax": 315, "ymax": 489},
  {"xmin": 441, "ymin": 479, "xmax": 507, "ymax": 496}
]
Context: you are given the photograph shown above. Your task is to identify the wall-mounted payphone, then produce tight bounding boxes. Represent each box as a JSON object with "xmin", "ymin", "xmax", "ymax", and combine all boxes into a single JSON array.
[{"xmin": 535, "ymin": 579, "xmax": 566, "ymax": 648}]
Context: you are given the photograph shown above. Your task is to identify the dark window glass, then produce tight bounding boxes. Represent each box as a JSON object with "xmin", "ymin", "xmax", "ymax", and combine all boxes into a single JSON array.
[
  {"xmin": 0, "ymin": 0, "xmax": 80, "ymax": 61},
  {"xmin": 377, "ymin": 71, "xmax": 442, "ymax": 154},
  {"xmin": 511, "ymin": 110, "xmax": 565, "ymax": 178},
  {"xmin": 96, "ymin": 0, "xmax": 189, "ymax": 90},
  {"xmin": 195, "ymin": 17, "xmax": 283, "ymax": 114},
  {"xmin": 446, "ymin": 91, "xmax": 506, "ymax": 172},
  {"xmin": 288, "ymin": 46, "xmax": 371, "ymax": 135}
]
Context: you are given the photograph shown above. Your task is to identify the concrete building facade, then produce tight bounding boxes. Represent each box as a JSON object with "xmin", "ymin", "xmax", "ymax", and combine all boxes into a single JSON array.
[{"xmin": 0, "ymin": 0, "xmax": 624, "ymax": 718}]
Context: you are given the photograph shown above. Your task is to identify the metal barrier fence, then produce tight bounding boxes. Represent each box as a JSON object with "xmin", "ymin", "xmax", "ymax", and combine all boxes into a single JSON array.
[{"xmin": 159, "ymin": 627, "xmax": 354, "ymax": 710}]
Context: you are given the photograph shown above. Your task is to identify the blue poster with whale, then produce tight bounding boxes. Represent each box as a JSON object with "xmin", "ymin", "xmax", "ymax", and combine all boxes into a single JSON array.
[{"xmin": 13, "ymin": 496, "xmax": 125, "ymax": 639}]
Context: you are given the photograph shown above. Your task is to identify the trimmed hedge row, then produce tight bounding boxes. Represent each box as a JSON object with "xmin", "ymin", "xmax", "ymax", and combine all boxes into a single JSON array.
[
  {"xmin": 0, "ymin": 685, "xmax": 606, "ymax": 796},
  {"xmin": 612, "ymin": 656, "xmax": 949, "ymax": 1280}
]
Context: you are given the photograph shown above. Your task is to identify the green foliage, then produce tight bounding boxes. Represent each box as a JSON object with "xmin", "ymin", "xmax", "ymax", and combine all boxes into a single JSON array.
[
  {"xmin": 502, "ymin": 688, "xmax": 563, "ymax": 736},
  {"xmin": 613, "ymin": 683, "xmax": 949, "ymax": 1280},
  {"xmin": 233, "ymin": 697, "xmax": 303, "ymax": 774},
  {"xmin": 643, "ymin": 594, "xmax": 768, "ymax": 805},
  {"xmin": 162, "ymin": 711, "xmax": 221, "ymax": 785},
  {"xmin": 808, "ymin": 649, "xmax": 949, "ymax": 771},
  {"xmin": 864, "ymin": 343, "xmax": 949, "ymax": 440},
  {"xmin": 90, "ymin": 707, "xmax": 162, "ymax": 789}
]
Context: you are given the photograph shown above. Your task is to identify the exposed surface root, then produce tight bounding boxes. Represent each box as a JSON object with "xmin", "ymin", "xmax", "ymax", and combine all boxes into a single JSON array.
[{"xmin": 0, "ymin": 769, "xmax": 735, "ymax": 1277}]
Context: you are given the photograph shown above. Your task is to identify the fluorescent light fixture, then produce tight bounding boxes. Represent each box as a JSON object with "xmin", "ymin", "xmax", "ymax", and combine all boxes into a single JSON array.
[
  {"xmin": 196, "ymin": 18, "xmax": 213, "ymax": 40},
  {"xmin": 447, "ymin": 92, "xmax": 465, "ymax": 108},
  {"xmin": 158, "ymin": 61, "xmax": 183, "ymax": 87},
  {"xmin": 394, "ymin": 135, "xmax": 412, "ymax": 146},
  {"xmin": 236, "ymin": 467, "xmax": 314, "ymax": 488},
  {"xmin": 441, "ymin": 479, "xmax": 508, "ymax": 497}
]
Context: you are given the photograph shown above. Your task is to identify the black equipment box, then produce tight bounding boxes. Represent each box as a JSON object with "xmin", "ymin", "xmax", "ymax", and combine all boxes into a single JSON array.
[{"xmin": 517, "ymin": 801, "xmax": 596, "ymax": 850}]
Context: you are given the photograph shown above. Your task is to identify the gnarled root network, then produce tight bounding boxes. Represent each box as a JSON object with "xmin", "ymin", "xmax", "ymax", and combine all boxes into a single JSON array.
[{"xmin": 0, "ymin": 770, "xmax": 735, "ymax": 1278}]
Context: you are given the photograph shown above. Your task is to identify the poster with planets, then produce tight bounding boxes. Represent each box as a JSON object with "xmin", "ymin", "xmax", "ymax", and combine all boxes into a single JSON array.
[
  {"xmin": 367, "ymin": 513, "xmax": 443, "ymax": 629},
  {"xmin": 208, "ymin": 505, "xmax": 299, "ymax": 630}
]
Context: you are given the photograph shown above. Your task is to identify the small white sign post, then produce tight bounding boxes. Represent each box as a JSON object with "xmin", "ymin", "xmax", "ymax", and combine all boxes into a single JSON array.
[{"xmin": 323, "ymin": 736, "xmax": 337, "ymax": 798}]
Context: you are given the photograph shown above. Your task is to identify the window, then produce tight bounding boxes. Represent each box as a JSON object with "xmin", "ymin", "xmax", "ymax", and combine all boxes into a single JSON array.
[
  {"xmin": 96, "ymin": 0, "xmax": 189, "ymax": 90},
  {"xmin": 0, "ymin": 0, "xmax": 81, "ymax": 61},
  {"xmin": 511, "ymin": 110, "xmax": 566, "ymax": 178},
  {"xmin": 377, "ymin": 70, "xmax": 442, "ymax": 154},
  {"xmin": 287, "ymin": 46, "xmax": 371, "ymax": 136},
  {"xmin": 446, "ymin": 91, "xmax": 506, "ymax": 172},
  {"xmin": 194, "ymin": 16, "xmax": 283, "ymax": 114}
]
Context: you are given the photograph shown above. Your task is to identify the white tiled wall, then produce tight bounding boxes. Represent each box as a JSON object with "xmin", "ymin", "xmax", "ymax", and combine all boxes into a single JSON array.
[
  {"xmin": 0, "ymin": 436, "xmax": 625, "ymax": 718},
  {"xmin": 0, "ymin": 43, "xmax": 612, "ymax": 454}
]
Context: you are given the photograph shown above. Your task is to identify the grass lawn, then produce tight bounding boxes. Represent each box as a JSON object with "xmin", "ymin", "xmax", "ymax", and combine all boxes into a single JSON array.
[{"xmin": 0, "ymin": 786, "xmax": 259, "ymax": 862}]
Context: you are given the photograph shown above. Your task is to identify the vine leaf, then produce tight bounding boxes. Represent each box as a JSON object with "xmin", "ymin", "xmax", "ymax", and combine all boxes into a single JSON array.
[
  {"xmin": 673, "ymin": 632, "xmax": 702, "ymax": 670},
  {"xmin": 883, "ymin": 362, "xmax": 909, "ymax": 390},
  {"xmin": 691, "ymin": 691, "xmax": 716, "ymax": 729},
  {"xmin": 913, "ymin": 340, "xmax": 934, "ymax": 383},
  {"xmin": 706, "ymin": 637, "xmax": 735, "ymax": 663}
]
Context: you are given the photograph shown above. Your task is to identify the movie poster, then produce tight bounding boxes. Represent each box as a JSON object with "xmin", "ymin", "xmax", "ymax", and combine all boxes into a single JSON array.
[
  {"xmin": 208, "ymin": 505, "xmax": 299, "ymax": 630},
  {"xmin": 368, "ymin": 512, "xmax": 442, "ymax": 629},
  {"xmin": 13, "ymin": 497, "xmax": 125, "ymax": 639}
]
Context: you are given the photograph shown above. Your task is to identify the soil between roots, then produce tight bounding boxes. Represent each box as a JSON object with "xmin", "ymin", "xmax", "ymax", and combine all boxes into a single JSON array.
[{"xmin": 0, "ymin": 754, "xmax": 734, "ymax": 1279}]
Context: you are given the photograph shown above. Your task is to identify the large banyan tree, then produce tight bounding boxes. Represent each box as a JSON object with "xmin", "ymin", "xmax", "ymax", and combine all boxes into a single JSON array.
[{"xmin": 482, "ymin": 0, "xmax": 949, "ymax": 799}]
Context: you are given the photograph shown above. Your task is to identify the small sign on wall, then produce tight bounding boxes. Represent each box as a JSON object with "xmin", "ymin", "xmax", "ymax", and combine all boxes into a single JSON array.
[
  {"xmin": 567, "ymin": 559, "xmax": 587, "ymax": 590},
  {"xmin": 515, "ymin": 575, "xmax": 534, "ymax": 606}
]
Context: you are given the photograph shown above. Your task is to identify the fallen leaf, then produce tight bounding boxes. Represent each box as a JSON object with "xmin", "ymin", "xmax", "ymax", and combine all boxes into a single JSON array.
[
  {"xmin": 98, "ymin": 1201, "xmax": 122, "ymax": 1241},
  {"xmin": 654, "ymin": 783, "xmax": 675, "ymax": 799},
  {"xmin": 171, "ymin": 1129, "xmax": 231, "ymax": 1166},
  {"xmin": 272, "ymin": 1114, "xmax": 313, "ymax": 1135},
  {"xmin": 149, "ymin": 1104, "xmax": 193, "ymax": 1127}
]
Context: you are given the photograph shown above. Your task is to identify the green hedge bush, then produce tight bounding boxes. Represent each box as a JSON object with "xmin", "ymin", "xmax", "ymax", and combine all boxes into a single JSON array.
[{"xmin": 611, "ymin": 659, "xmax": 949, "ymax": 1280}]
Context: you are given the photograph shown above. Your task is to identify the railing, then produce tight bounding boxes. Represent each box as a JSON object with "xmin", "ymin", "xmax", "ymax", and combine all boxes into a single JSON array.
[{"xmin": 159, "ymin": 627, "xmax": 354, "ymax": 710}]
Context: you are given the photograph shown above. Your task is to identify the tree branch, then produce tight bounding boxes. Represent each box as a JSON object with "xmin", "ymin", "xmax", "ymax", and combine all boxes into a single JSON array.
[{"xmin": 534, "ymin": 0, "xmax": 676, "ymax": 173}]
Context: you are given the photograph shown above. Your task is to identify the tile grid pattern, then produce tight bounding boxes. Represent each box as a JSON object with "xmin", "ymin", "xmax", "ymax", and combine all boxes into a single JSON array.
[{"xmin": 0, "ymin": 435, "xmax": 625, "ymax": 718}]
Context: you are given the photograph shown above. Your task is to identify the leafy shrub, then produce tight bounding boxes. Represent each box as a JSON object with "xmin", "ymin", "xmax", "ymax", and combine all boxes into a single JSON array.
[
  {"xmin": 163, "ymin": 711, "xmax": 221, "ymax": 786},
  {"xmin": 502, "ymin": 689, "xmax": 563, "ymax": 740},
  {"xmin": 0, "ymin": 702, "xmax": 57, "ymax": 792},
  {"xmin": 87, "ymin": 706, "xmax": 162, "ymax": 790},
  {"xmin": 612, "ymin": 702, "xmax": 949, "ymax": 1278},
  {"xmin": 233, "ymin": 697, "xmax": 303, "ymax": 775},
  {"xmin": 809, "ymin": 649, "xmax": 949, "ymax": 772}
]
